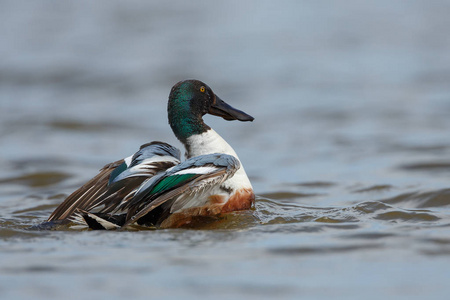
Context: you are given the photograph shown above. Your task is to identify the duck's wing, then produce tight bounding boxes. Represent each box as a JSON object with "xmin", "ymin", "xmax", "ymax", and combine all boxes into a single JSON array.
[
  {"xmin": 47, "ymin": 142, "xmax": 181, "ymax": 222},
  {"xmin": 121, "ymin": 153, "xmax": 240, "ymax": 228},
  {"xmin": 47, "ymin": 159, "xmax": 123, "ymax": 222}
]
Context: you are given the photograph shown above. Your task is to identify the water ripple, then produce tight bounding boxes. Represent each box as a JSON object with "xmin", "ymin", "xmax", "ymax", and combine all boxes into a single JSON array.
[
  {"xmin": 267, "ymin": 243, "xmax": 382, "ymax": 256},
  {"xmin": 0, "ymin": 171, "xmax": 70, "ymax": 188},
  {"xmin": 380, "ymin": 189, "xmax": 450, "ymax": 209}
]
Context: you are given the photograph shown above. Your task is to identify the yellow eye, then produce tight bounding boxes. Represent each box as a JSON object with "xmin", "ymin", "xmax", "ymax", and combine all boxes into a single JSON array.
[{"xmin": 200, "ymin": 86, "xmax": 206, "ymax": 93}]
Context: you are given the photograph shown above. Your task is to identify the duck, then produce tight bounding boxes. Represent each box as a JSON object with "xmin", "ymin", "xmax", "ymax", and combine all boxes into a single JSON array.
[{"xmin": 46, "ymin": 79, "xmax": 255, "ymax": 229}]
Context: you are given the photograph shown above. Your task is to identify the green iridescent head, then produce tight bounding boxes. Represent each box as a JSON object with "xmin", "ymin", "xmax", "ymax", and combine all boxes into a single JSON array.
[{"xmin": 167, "ymin": 79, "xmax": 254, "ymax": 142}]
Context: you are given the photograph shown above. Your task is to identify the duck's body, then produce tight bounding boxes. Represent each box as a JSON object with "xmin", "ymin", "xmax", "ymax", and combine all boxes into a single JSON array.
[{"xmin": 47, "ymin": 80, "xmax": 254, "ymax": 229}]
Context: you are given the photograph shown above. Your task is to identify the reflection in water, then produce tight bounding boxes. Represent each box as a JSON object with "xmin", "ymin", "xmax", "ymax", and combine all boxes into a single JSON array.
[{"xmin": 2, "ymin": 189, "xmax": 448, "ymax": 232}]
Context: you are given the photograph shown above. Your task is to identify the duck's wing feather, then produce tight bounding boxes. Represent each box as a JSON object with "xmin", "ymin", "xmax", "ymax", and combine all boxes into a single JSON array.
[
  {"xmin": 93, "ymin": 142, "xmax": 181, "ymax": 215},
  {"xmin": 47, "ymin": 159, "xmax": 123, "ymax": 221},
  {"xmin": 122, "ymin": 153, "xmax": 240, "ymax": 227},
  {"xmin": 47, "ymin": 142, "xmax": 181, "ymax": 222}
]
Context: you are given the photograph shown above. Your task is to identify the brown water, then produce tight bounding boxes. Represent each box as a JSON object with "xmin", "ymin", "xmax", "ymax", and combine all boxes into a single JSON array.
[{"xmin": 1, "ymin": 1, "xmax": 450, "ymax": 299}]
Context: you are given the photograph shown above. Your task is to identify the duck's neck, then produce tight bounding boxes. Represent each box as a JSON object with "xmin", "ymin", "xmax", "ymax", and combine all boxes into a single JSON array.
[
  {"xmin": 168, "ymin": 100, "xmax": 210, "ymax": 144},
  {"xmin": 184, "ymin": 128, "xmax": 237, "ymax": 159}
]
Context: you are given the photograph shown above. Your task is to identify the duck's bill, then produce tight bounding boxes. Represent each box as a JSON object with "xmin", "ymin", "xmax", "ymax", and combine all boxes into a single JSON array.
[{"xmin": 209, "ymin": 95, "xmax": 254, "ymax": 122}]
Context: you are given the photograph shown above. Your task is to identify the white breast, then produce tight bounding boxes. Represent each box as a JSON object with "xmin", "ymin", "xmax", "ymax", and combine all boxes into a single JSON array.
[{"xmin": 185, "ymin": 129, "xmax": 253, "ymax": 191}]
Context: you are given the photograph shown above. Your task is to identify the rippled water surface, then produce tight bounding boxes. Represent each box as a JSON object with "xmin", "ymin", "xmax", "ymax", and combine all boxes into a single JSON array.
[{"xmin": 2, "ymin": 1, "xmax": 450, "ymax": 299}]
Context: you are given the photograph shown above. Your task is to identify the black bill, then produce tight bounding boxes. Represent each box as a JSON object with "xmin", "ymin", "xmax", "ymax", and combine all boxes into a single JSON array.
[{"xmin": 208, "ymin": 95, "xmax": 254, "ymax": 122}]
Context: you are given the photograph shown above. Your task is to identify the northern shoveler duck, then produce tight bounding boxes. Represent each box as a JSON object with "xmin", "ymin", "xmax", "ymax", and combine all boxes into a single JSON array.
[{"xmin": 47, "ymin": 79, "xmax": 255, "ymax": 229}]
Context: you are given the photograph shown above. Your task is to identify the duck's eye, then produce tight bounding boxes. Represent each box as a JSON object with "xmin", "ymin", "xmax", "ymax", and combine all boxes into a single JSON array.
[{"xmin": 200, "ymin": 86, "xmax": 206, "ymax": 93}]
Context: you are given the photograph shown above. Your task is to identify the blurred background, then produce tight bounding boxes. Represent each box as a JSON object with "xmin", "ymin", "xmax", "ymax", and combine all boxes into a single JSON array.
[{"xmin": 1, "ymin": 1, "xmax": 450, "ymax": 299}]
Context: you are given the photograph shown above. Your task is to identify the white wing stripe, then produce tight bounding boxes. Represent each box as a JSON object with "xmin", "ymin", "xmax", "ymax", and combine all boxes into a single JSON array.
[
  {"xmin": 137, "ymin": 156, "xmax": 180, "ymax": 165},
  {"xmin": 124, "ymin": 155, "xmax": 133, "ymax": 166},
  {"xmin": 174, "ymin": 166, "xmax": 218, "ymax": 175}
]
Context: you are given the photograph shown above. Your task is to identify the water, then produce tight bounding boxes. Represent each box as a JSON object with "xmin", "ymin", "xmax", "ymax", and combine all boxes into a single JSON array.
[{"xmin": 1, "ymin": 1, "xmax": 450, "ymax": 299}]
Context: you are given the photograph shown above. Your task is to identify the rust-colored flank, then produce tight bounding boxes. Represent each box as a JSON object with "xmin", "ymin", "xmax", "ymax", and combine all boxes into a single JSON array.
[
  {"xmin": 221, "ymin": 188, "xmax": 255, "ymax": 213},
  {"xmin": 160, "ymin": 188, "xmax": 255, "ymax": 228}
]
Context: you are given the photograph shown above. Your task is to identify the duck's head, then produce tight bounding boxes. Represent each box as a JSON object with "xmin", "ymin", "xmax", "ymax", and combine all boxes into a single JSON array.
[{"xmin": 168, "ymin": 79, "xmax": 254, "ymax": 141}]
